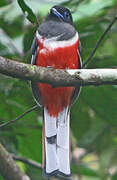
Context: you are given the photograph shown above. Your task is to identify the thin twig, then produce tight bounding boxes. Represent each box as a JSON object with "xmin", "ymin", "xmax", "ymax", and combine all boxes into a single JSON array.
[
  {"xmin": 83, "ymin": 16, "xmax": 117, "ymax": 68},
  {"xmin": 0, "ymin": 105, "xmax": 38, "ymax": 129},
  {"xmin": 12, "ymin": 154, "xmax": 42, "ymax": 169},
  {"xmin": 12, "ymin": 154, "xmax": 71, "ymax": 180}
]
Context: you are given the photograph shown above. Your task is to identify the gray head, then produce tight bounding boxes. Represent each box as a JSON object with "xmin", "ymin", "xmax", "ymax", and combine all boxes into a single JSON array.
[
  {"xmin": 38, "ymin": 6, "xmax": 76, "ymax": 40},
  {"xmin": 48, "ymin": 6, "xmax": 73, "ymax": 25}
]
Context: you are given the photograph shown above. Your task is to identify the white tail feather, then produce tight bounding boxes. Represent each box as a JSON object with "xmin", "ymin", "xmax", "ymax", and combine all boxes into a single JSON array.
[
  {"xmin": 57, "ymin": 107, "xmax": 69, "ymax": 149},
  {"xmin": 43, "ymin": 107, "xmax": 71, "ymax": 177},
  {"xmin": 57, "ymin": 112, "xmax": 71, "ymax": 175},
  {"xmin": 45, "ymin": 138, "xmax": 58, "ymax": 173},
  {"xmin": 57, "ymin": 146, "xmax": 70, "ymax": 174},
  {"xmin": 44, "ymin": 108, "xmax": 57, "ymax": 137}
]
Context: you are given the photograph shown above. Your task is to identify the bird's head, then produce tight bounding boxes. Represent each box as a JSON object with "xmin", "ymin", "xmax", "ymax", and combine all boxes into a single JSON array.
[{"xmin": 49, "ymin": 6, "xmax": 73, "ymax": 24}]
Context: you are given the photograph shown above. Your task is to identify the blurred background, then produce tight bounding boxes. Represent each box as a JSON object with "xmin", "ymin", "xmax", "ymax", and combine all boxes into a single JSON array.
[{"xmin": 0, "ymin": 0, "xmax": 117, "ymax": 179}]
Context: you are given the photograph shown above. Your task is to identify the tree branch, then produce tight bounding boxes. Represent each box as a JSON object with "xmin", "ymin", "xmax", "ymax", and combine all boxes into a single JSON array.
[
  {"xmin": 0, "ymin": 144, "xmax": 30, "ymax": 180},
  {"xmin": 12, "ymin": 154, "xmax": 42, "ymax": 169},
  {"xmin": 0, "ymin": 105, "xmax": 38, "ymax": 129},
  {"xmin": 0, "ymin": 56, "xmax": 117, "ymax": 87}
]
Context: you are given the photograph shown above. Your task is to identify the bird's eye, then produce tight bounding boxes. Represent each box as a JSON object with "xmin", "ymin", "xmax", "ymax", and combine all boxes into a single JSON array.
[{"xmin": 64, "ymin": 11, "xmax": 69, "ymax": 19}]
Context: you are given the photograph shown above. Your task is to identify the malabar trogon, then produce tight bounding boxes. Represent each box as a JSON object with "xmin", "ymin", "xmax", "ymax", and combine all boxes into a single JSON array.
[{"xmin": 31, "ymin": 5, "xmax": 82, "ymax": 177}]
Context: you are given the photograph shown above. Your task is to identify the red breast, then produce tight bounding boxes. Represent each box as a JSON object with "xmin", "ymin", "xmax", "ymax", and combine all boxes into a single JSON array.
[{"xmin": 35, "ymin": 35, "xmax": 80, "ymax": 117}]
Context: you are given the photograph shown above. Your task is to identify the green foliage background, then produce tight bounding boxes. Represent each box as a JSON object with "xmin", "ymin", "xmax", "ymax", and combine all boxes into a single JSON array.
[{"xmin": 0, "ymin": 0, "xmax": 117, "ymax": 179}]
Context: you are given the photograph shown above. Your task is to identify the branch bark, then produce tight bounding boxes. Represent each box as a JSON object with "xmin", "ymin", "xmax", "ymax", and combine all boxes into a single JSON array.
[
  {"xmin": 0, "ymin": 56, "xmax": 117, "ymax": 86},
  {"xmin": 0, "ymin": 144, "xmax": 30, "ymax": 180}
]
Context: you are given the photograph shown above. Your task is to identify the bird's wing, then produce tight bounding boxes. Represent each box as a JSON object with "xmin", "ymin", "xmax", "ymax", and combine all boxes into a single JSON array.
[
  {"xmin": 70, "ymin": 40, "xmax": 82, "ymax": 105},
  {"xmin": 31, "ymin": 37, "xmax": 43, "ymax": 107}
]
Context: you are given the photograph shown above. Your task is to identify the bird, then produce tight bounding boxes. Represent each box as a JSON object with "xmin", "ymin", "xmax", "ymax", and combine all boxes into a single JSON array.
[{"xmin": 31, "ymin": 5, "xmax": 82, "ymax": 177}]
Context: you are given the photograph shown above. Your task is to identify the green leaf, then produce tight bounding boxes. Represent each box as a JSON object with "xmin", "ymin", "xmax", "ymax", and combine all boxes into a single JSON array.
[
  {"xmin": 17, "ymin": 0, "xmax": 37, "ymax": 25},
  {"xmin": 0, "ymin": 0, "xmax": 11, "ymax": 7},
  {"xmin": 23, "ymin": 26, "xmax": 36, "ymax": 54},
  {"xmin": 72, "ymin": 164, "xmax": 99, "ymax": 177},
  {"xmin": 112, "ymin": 172, "xmax": 117, "ymax": 180},
  {"xmin": 17, "ymin": 124, "xmax": 42, "ymax": 162},
  {"xmin": 0, "ymin": 175, "xmax": 4, "ymax": 180}
]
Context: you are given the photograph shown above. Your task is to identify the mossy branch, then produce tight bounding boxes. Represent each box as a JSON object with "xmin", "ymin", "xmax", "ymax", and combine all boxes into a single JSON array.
[
  {"xmin": 0, "ymin": 144, "xmax": 30, "ymax": 180},
  {"xmin": 0, "ymin": 56, "xmax": 117, "ymax": 87}
]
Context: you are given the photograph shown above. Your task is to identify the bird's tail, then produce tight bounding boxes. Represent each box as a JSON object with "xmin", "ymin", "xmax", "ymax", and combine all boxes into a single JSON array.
[{"xmin": 42, "ymin": 107, "xmax": 71, "ymax": 177}]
